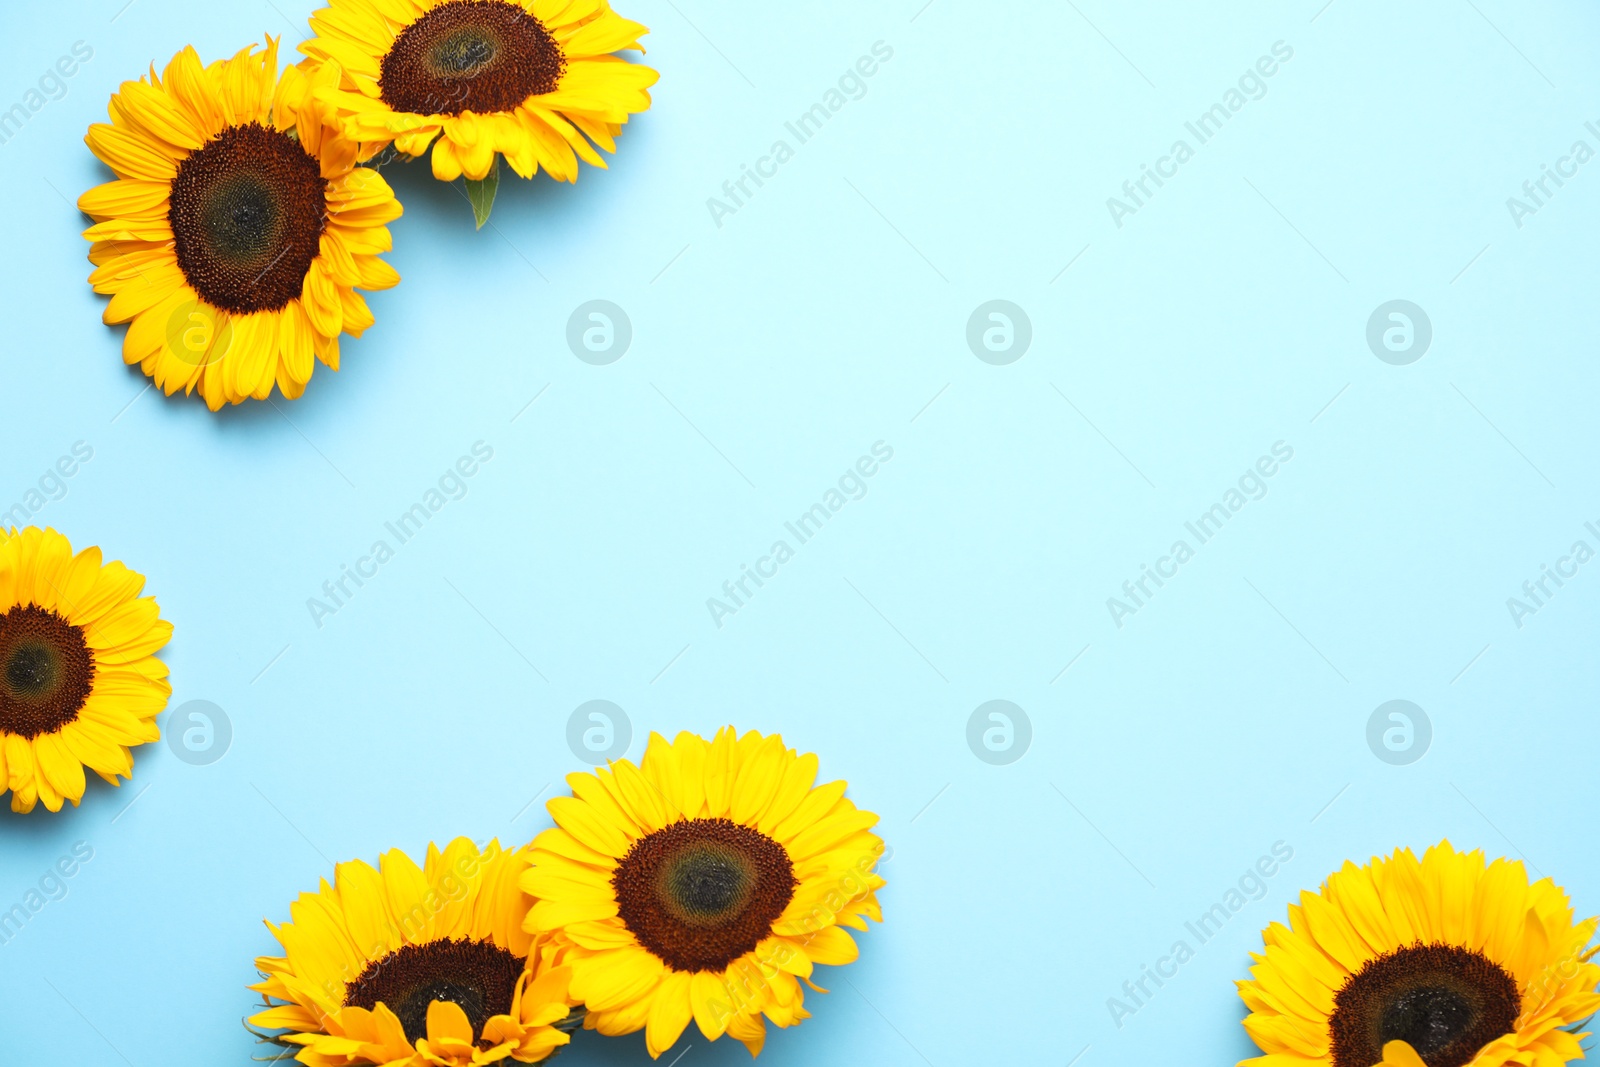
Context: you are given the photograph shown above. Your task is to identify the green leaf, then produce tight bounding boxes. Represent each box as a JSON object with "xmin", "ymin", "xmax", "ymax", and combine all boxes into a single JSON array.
[{"xmin": 464, "ymin": 157, "xmax": 500, "ymax": 230}]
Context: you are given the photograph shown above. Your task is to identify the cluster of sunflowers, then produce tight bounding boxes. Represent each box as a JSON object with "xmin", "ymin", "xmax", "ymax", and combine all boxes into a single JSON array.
[
  {"xmin": 247, "ymin": 728, "xmax": 888, "ymax": 1064},
  {"xmin": 0, "ymin": 527, "xmax": 886, "ymax": 1064},
  {"xmin": 5, "ymin": 530, "xmax": 1599, "ymax": 1067},
  {"xmin": 78, "ymin": 0, "xmax": 658, "ymax": 411},
  {"xmin": 15, "ymin": 2, "xmax": 1600, "ymax": 1060}
]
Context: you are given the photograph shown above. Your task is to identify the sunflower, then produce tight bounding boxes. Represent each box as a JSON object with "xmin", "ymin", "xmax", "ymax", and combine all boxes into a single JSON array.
[
  {"xmin": 521, "ymin": 728, "xmax": 885, "ymax": 1058},
  {"xmin": 1237, "ymin": 841, "xmax": 1600, "ymax": 1067},
  {"xmin": 251, "ymin": 838, "xmax": 578, "ymax": 1066},
  {"xmin": 78, "ymin": 37, "xmax": 402, "ymax": 411},
  {"xmin": 299, "ymin": 0, "xmax": 657, "ymax": 194},
  {"xmin": 0, "ymin": 527, "xmax": 172, "ymax": 814}
]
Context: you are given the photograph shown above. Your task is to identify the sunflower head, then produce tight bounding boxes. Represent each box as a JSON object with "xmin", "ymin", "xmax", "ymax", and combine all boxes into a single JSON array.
[
  {"xmin": 300, "ymin": 0, "xmax": 658, "ymax": 184},
  {"xmin": 78, "ymin": 36, "xmax": 401, "ymax": 411},
  {"xmin": 0, "ymin": 527, "xmax": 172, "ymax": 814},
  {"xmin": 1238, "ymin": 841, "xmax": 1600, "ymax": 1067},
  {"xmin": 522, "ymin": 727, "xmax": 886, "ymax": 1058},
  {"xmin": 251, "ymin": 838, "xmax": 577, "ymax": 1066}
]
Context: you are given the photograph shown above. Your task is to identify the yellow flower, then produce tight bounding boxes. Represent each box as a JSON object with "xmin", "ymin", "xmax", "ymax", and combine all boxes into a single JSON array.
[
  {"xmin": 79, "ymin": 37, "xmax": 402, "ymax": 410},
  {"xmin": 251, "ymin": 838, "xmax": 577, "ymax": 1066},
  {"xmin": 1237, "ymin": 841, "xmax": 1600, "ymax": 1067},
  {"xmin": 522, "ymin": 728, "xmax": 885, "ymax": 1058},
  {"xmin": 300, "ymin": 0, "xmax": 657, "ymax": 183},
  {"xmin": 0, "ymin": 527, "xmax": 172, "ymax": 814}
]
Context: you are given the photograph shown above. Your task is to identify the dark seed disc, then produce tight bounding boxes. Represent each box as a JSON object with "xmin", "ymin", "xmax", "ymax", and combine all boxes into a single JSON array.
[
  {"xmin": 345, "ymin": 938, "xmax": 525, "ymax": 1047},
  {"xmin": 380, "ymin": 0, "xmax": 564, "ymax": 117},
  {"xmin": 168, "ymin": 122, "xmax": 327, "ymax": 314},
  {"xmin": 1328, "ymin": 942, "xmax": 1521, "ymax": 1067},
  {"xmin": 0, "ymin": 605, "xmax": 95, "ymax": 738},
  {"xmin": 612, "ymin": 818, "xmax": 798, "ymax": 973}
]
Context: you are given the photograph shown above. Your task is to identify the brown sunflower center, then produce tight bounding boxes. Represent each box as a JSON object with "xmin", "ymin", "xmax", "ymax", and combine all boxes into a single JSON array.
[
  {"xmin": 612, "ymin": 818, "xmax": 797, "ymax": 973},
  {"xmin": 344, "ymin": 938, "xmax": 523, "ymax": 1047},
  {"xmin": 0, "ymin": 605, "xmax": 95, "ymax": 739},
  {"xmin": 168, "ymin": 122, "xmax": 327, "ymax": 314},
  {"xmin": 379, "ymin": 0, "xmax": 564, "ymax": 117},
  {"xmin": 1329, "ymin": 943, "xmax": 1521, "ymax": 1067}
]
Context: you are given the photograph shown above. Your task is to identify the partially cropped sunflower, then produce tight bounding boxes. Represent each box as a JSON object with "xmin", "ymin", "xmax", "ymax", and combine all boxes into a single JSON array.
[
  {"xmin": 522, "ymin": 728, "xmax": 885, "ymax": 1058},
  {"xmin": 0, "ymin": 527, "xmax": 172, "ymax": 814},
  {"xmin": 300, "ymin": 0, "xmax": 657, "ymax": 184},
  {"xmin": 251, "ymin": 838, "xmax": 578, "ymax": 1066},
  {"xmin": 1238, "ymin": 841, "xmax": 1600, "ymax": 1067},
  {"xmin": 79, "ymin": 37, "xmax": 401, "ymax": 411}
]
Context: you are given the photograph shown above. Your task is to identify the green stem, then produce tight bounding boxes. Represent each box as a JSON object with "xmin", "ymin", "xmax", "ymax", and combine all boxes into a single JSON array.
[{"xmin": 464, "ymin": 155, "xmax": 501, "ymax": 230}]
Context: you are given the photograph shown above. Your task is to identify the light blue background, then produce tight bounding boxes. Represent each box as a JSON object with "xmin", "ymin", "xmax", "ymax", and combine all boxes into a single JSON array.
[{"xmin": 2, "ymin": 0, "xmax": 1599, "ymax": 1064}]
